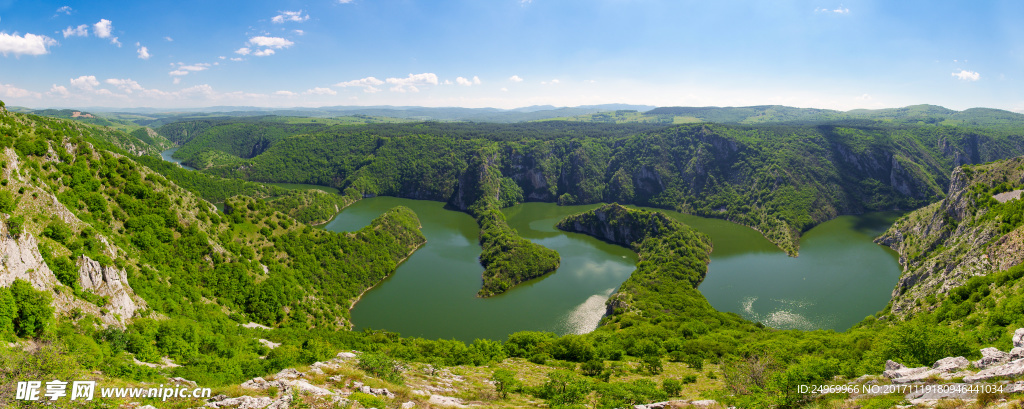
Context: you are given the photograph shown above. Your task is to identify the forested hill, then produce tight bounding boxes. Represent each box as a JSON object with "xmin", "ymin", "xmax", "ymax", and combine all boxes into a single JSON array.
[
  {"xmin": 171, "ymin": 117, "xmax": 1024, "ymax": 254},
  {"xmin": 0, "ymin": 107, "xmax": 427, "ymax": 383},
  {"xmin": 11, "ymin": 105, "xmax": 1024, "ymax": 408},
  {"xmin": 573, "ymin": 104, "xmax": 1024, "ymax": 128}
]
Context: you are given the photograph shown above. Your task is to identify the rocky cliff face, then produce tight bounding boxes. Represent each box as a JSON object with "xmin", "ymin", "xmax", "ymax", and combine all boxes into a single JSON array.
[
  {"xmin": 448, "ymin": 151, "xmax": 501, "ymax": 212},
  {"xmin": 0, "ymin": 221, "xmax": 145, "ymax": 328},
  {"xmin": 77, "ymin": 255, "xmax": 146, "ymax": 322},
  {"xmin": 556, "ymin": 203, "xmax": 673, "ymax": 247},
  {"xmin": 1, "ymin": 146, "xmax": 146, "ymax": 328},
  {"xmin": 876, "ymin": 156, "xmax": 1024, "ymax": 316}
]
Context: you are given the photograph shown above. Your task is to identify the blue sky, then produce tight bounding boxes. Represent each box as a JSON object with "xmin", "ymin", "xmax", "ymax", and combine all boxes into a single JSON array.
[{"xmin": 0, "ymin": 0, "xmax": 1021, "ymax": 111}]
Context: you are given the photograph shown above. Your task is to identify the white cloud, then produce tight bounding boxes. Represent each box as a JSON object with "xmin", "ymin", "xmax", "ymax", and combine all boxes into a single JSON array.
[
  {"xmin": 105, "ymin": 78, "xmax": 144, "ymax": 94},
  {"xmin": 56, "ymin": 6, "xmax": 73, "ymax": 15},
  {"xmin": 336, "ymin": 77, "xmax": 384, "ymax": 87},
  {"xmin": 169, "ymin": 63, "xmax": 211, "ymax": 77},
  {"xmin": 456, "ymin": 76, "xmax": 483, "ymax": 86},
  {"xmin": 816, "ymin": 7, "xmax": 850, "ymax": 14},
  {"xmin": 272, "ymin": 10, "xmax": 309, "ymax": 24},
  {"xmin": 63, "ymin": 24, "xmax": 89, "ymax": 38},
  {"xmin": 304, "ymin": 87, "xmax": 337, "ymax": 95},
  {"xmin": 94, "ymin": 19, "xmax": 113, "ymax": 38},
  {"xmin": 275, "ymin": 90, "xmax": 297, "ymax": 96},
  {"xmin": 179, "ymin": 63, "xmax": 211, "ymax": 71},
  {"xmin": 386, "ymin": 73, "xmax": 438, "ymax": 92},
  {"xmin": 164, "ymin": 36, "xmax": 173, "ymax": 42},
  {"xmin": 111, "ymin": 37, "xmax": 121, "ymax": 47},
  {"xmin": 541, "ymin": 79, "xmax": 560, "ymax": 85},
  {"xmin": 338, "ymin": 0, "xmax": 355, "ymax": 3},
  {"xmin": 235, "ymin": 47, "xmax": 251, "ymax": 55},
  {"xmin": 249, "ymin": 36, "xmax": 294, "ymax": 49},
  {"xmin": 137, "ymin": 44, "xmax": 150, "ymax": 59},
  {"xmin": 294, "ymin": 29, "xmax": 304, "ymax": 35},
  {"xmin": 48, "ymin": 84, "xmax": 70, "ymax": 97},
  {"xmin": 501, "ymin": 87, "xmax": 508, "ymax": 92},
  {"xmin": 70, "ymin": 75, "xmax": 100, "ymax": 90},
  {"xmin": 855, "ymin": 93, "xmax": 871, "ymax": 100},
  {"xmin": 230, "ymin": 57, "xmax": 244, "ymax": 62},
  {"xmin": 253, "ymin": 49, "xmax": 275, "ymax": 57},
  {"xmin": 509, "ymin": 75, "xmax": 523, "ymax": 82},
  {"xmin": 173, "ymin": 78, "xmax": 181, "ymax": 84},
  {"xmin": 952, "ymin": 70, "xmax": 980, "ymax": 81},
  {"xmin": 335, "ymin": 76, "xmax": 385, "ymax": 93},
  {"xmin": 0, "ymin": 82, "xmax": 41, "ymax": 99},
  {"xmin": 0, "ymin": 32, "xmax": 57, "ymax": 56}
]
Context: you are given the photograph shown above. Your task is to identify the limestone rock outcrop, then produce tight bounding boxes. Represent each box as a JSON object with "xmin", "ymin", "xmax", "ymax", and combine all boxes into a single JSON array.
[{"xmin": 77, "ymin": 255, "xmax": 146, "ymax": 321}]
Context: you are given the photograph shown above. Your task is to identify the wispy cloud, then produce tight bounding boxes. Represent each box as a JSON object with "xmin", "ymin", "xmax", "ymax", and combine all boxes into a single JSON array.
[
  {"xmin": 335, "ymin": 76, "xmax": 384, "ymax": 93},
  {"xmin": 815, "ymin": 6, "xmax": 850, "ymax": 14},
  {"xmin": 55, "ymin": 6, "xmax": 73, "ymax": 15},
  {"xmin": 456, "ymin": 76, "xmax": 482, "ymax": 86},
  {"xmin": 541, "ymin": 79, "xmax": 560, "ymax": 85},
  {"xmin": 240, "ymin": 36, "xmax": 294, "ymax": 57},
  {"xmin": 952, "ymin": 70, "xmax": 980, "ymax": 81},
  {"xmin": 0, "ymin": 82, "xmax": 41, "ymax": 99},
  {"xmin": 62, "ymin": 24, "xmax": 89, "ymax": 38},
  {"xmin": 509, "ymin": 75, "xmax": 524, "ymax": 82},
  {"xmin": 304, "ymin": 87, "xmax": 337, "ymax": 95},
  {"xmin": 105, "ymin": 78, "xmax": 145, "ymax": 94},
  {"xmin": 48, "ymin": 84, "xmax": 70, "ymax": 97},
  {"xmin": 164, "ymin": 36, "xmax": 174, "ymax": 42},
  {"xmin": 249, "ymin": 36, "xmax": 294, "ymax": 49},
  {"xmin": 386, "ymin": 73, "xmax": 439, "ymax": 92},
  {"xmin": 0, "ymin": 32, "xmax": 57, "ymax": 56},
  {"xmin": 169, "ymin": 63, "xmax": 212, "ymax": 77},
  {"xmin": 272, "ymin": 10, "xmax": 310, "ymax": 24}
]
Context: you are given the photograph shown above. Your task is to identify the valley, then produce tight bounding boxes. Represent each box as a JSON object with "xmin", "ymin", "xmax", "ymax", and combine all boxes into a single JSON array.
[
  {"xmin": 3, "ymin": 103, "xmax": 1024, "ymax": 408},
  {"xmin": 324, "ymin": 197, "xmax": 902, "ymax": 340}
]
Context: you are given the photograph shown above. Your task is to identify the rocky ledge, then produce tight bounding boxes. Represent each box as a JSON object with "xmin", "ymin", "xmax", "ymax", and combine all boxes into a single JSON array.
[
  {"xmin": 882, "ymin": 328, "xmax": 1024, "ymax": 385},
  {"xmin": 840, "ymin": 328, "xmax": 1024, "ymax": 406},
  {"xmin": 205, "ymin": 351, "xmax": 472, "ymax": 409}
]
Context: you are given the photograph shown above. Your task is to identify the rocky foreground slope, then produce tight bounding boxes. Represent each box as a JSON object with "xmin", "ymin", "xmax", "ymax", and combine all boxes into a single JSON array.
[{"xmin": 877, "ymin": 156, "xmax": 1024, "ymax": 316}]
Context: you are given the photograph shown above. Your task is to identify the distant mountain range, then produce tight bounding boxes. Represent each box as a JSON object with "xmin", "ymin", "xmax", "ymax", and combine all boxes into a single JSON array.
[{"xmin": 11, "ymin": 103, "xmax": 1024, "ymax": 128}]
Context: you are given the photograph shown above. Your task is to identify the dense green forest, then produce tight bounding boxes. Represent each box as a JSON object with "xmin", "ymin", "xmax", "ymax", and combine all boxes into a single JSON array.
[
  {"xmin": 163, "ymin": 115, "xmax": 1024, "ymax": 255},
  {"xmin": 5, "ymin": 106, "xmax": 1024, "ymax": 408}
]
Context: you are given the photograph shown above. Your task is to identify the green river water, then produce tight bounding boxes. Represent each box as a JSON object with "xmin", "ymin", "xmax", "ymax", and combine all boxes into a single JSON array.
[
  {"xmin": 326, "ymin": 198, "xmax": 903, "ymax": 341},
  {"xmin": 157, "ymin": 149, "xmax": 906, "ymax": 340}
]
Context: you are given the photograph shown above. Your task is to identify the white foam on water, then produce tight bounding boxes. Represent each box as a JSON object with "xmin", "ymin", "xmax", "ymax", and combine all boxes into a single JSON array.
[
  {"xmin": 738, "ymin": 297, "xmax": 832, "ymax": 331},
  {"xmin": 561, "ymin": 288, "xmax": 616, "ymax": 334}
]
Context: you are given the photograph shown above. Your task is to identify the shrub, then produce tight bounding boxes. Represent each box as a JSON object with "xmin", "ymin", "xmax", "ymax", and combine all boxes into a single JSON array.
[
  {"xmin": 491, "ymin": 368, "xmax": 520, "ymax": 399},
  {"xmin": 6, "ymin": 216, "xmax": 25, "ymax": 238},
  {"xmin": 350, "ymin": 392, "xmax": 387, "ymax": 409},
  {"xmin": 357, "ymin": 353, "xmax": 404, "ymax": 385},
  {"xmin": 662, "ymin": 378, "xmax": 682, "ymax": 396}
]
